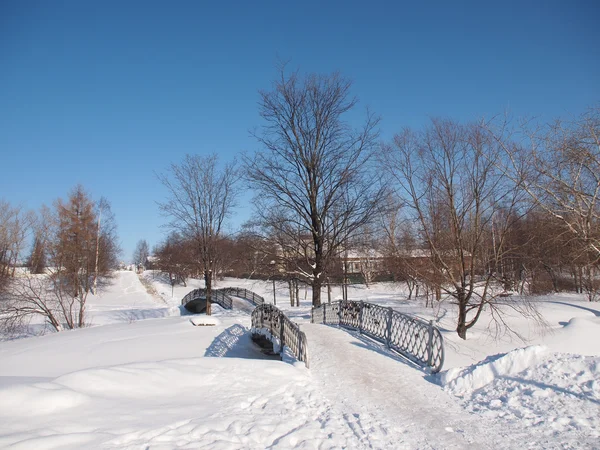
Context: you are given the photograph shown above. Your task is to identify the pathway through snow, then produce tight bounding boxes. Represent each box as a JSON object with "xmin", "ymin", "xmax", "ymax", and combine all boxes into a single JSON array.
[
  {"xmin": 3, "ymin": 273, "xmax": 599, "ymax": 448},
  {"xmin": 302, "ymin": 323, "xmax": 514, "ymax": 449}
]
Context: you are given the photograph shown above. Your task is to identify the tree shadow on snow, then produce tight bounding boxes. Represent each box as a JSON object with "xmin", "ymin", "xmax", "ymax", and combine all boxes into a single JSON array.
[
  {"xmin": 503, "ymin": 375, "xmax": 600, "ymax": 406},
  {"xmin": 548, "ymin": 301, "xmax": 600, "ymax": 318},
  {"xmin": 113, "ymin": 308, "xmax": 172, "ymax": 323},
  {"xmin": 204, "ymin": 324, "xmax": 279, "ymax": 360}
]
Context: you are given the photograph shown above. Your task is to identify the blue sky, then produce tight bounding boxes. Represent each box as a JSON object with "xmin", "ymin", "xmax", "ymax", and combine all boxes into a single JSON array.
[{"xmin": 1, "ymin": 0, "xmax": 598, "ymax": 261}]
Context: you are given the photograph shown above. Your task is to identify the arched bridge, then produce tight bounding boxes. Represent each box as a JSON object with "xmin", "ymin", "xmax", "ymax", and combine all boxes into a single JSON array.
[
  {"xmin": 183, "ymin": 288, "xmax": 445, "ymax": 373},
  {"xmin": 182, "ymin": 287, "xmax": 265, "ymax": 313}
]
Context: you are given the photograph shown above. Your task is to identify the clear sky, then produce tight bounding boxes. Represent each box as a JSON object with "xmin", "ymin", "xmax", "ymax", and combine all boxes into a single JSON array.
[{"xmin": 1, "ymin": 0, "xmax": 598, "ymax": 261}]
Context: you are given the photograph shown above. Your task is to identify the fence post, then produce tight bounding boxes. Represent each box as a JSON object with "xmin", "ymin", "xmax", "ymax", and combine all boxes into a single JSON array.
[
  {"xmin": 359, "ymin": 301, "xmax": 364, "ymax": 333},
  {"xmin": 427, "ymin": 320, "xmax": 434, "ymax": 367},
  {"xmin": 386, "ymin": 307, "xmax": 393, "ymax": 348},
  {"xmin": 323, "ymin": 303, "xmax": 327, "ymax": 323}
]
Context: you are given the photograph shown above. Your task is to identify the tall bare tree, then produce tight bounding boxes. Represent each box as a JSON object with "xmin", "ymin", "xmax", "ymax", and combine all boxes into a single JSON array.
[
  {"xmin": 153, "ymin": 233, "xmax": 195, "ymax": 286},
  {"xmin": 52, "ymin": 186, "xmax": 119, "ymax": 326},
  {"xmin": 133, "ymin": 239, "xmax": 150, "ymax": 269},
  {"xmin": 382, "ymin": 119, "xmax": 530, "ymax": 339},
  {"xmin": 246, "ymin": 67, "xmax": 385, "ymax": 306},
  {"xmin": 0, "ymin": 201, "xmax": 35, "ymax": 282},
  {"xmin": 1, "ymin": 187, "xmax": 119, "ymax": 335},
  {"xmin": 496, "ymin": 108, "xmax": 600, "ymax": 300},
  {"xmin": 158, "ymin": 154, "xmax": 238, "ymax": 315}
]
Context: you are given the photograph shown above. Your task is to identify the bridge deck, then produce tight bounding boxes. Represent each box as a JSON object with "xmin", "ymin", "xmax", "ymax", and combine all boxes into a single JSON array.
[{"xmin": 301, "ymin": 323, "xmax": 496, "ymax": 449}]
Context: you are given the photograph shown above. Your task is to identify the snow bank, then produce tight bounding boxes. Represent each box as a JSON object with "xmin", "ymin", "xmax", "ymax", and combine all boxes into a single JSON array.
[
  {"xmin": 456, "ymin": 353, "xmax": 600, "ymax": 446},
  {"xmin": 190, "ymin": 316, "xmax": 220, "ymax": 326},
  {"xmin": 0, "ymin": 358, "xmax": 357, "ymax": 449},
  {"xmin": 442, "ymin": 348, "xmax": 600, "ymax": 447},
  {"xmin": 441, "ymin": 345, "xmax": 548, "ymax": 396},
  {"xmin": 0, "ymin": 383, "xmax": 90, "ymax": 416},
  {"xmin": 544, "ymin": 316, "xmax": 600, "ymax": 356}
]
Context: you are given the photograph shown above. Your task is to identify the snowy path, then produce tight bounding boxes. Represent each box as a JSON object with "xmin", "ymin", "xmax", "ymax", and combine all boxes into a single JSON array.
[
  {"xmin": 302, "ymin": 323, "xmax": 511, "ymax": 449},
  {"xmin": 2, "ymin": 272, "xmax": 599, "ymax": 449}
]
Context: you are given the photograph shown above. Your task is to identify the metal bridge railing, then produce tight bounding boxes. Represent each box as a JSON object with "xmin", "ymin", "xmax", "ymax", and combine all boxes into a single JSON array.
[
  {"xmin": 181, "ymin": 288, "xmax": 233, "ymax": 309},
  {"xmin": 251, "ymin": 303, "xmax": 309, "ymax": 368},
  {"xmin": 312, "ymin": 300, "xmax": 444, "ymax": 373},
  {"xmin": 181, "ymin": 287, "xmax": 265, "ymax": 310},
  {"xmin": 221, "ymin": 287, "xmax": 265, "ymax": 306}
]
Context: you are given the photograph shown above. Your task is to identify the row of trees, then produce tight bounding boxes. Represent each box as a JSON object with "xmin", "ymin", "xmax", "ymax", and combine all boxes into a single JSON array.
[
  {"xmin": 0, "ymin": 185, "xmax": 120, "ymax": 335},
  {"xmin": 153, "ymin": 67, "xmax": 598, "ymax": 339},
  {"xmin": 0, "ymin": 201, "xmax": 35, "ymax": 289}
]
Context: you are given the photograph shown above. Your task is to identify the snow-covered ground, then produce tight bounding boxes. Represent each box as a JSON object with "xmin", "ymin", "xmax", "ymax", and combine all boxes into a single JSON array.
[{"xmin": 0, "ymin": 270, "xmax": 598, "ymax": 448}]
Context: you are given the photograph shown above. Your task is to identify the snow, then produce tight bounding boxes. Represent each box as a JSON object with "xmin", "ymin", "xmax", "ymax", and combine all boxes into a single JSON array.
[
  {"xmin": 441, "ymin": 345, "xmax": 549, "ymax": 395},
  {"xmin": 443, "ymin": 351, "xmax": 600, "ymax": 448},
  {"xmin": 190, "ymin": 316, "xmax": 220, "ymax": 326},
  {"xmin": 1, "ymin": 271, "xmax": 599, "ymax": 448}
]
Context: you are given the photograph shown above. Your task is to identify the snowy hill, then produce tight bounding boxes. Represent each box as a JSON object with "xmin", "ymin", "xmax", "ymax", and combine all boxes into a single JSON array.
[{"xmin": 0, "ymin": 271, "xmax": 599, "ymax": 448}]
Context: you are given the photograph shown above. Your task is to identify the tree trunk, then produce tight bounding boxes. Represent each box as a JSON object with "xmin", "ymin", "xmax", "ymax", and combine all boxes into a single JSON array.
[
  {"xmin": 93, "ymin": 207, "xmax": 102, "ymax": 295},
  {"xmin": 456, "ymin": 296, "xmax": 467, "ymax": 340},
  {"xmin": 78, "ymin": 298, "xmax": 85, "ymax": 328},
  {"xmin": 205, "ymin": 269, "xmax": 212, "ymax": 316},
  {"xmin": 407, "ymin": 280, "xmax": 414, "ymax": 300},
  {"xmin": 312, "ymin": 276, "xmax": 322, "ymax": 307},
  {"xmin": 295, "ymin": 279, "xmax": 299, "ymax": 307}
]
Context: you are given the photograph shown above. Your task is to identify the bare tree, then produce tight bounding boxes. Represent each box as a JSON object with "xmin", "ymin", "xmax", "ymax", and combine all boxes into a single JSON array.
[
  {"xmin": 1, "ymin": 275, "xmax": 79, "ymax": 335},
  {"xmin": 133, "ymin": 239, "xmax": 150, "ymax": 269},
  {"xmin": 158, "ymin": 154, "xmax": 238, "ymax": 315},
  {"xmin": 230, "ymin": 225, "xmax": 274, "ymax": 278},
  {"xmin": 51, "ymin": 186, "xmax": 119, "ymax": 326},
  {"xmin": 352, "ymin": 225, "xmax": 382, "ymax": 287},
  {"xmin": 53, "ymin": 185, "xmax": 97, "ymax": 319},
  {"xmin": 379, "ymin": 200, "xmax": 424, "ymax": 299},
  {"xmin": 382, "ymin": 119, "xmax": 530, "ymax": 339},
  {"xmin": 0, "ymin": 201, "xmax": 35, "ymax": 282},
  {"xmin": 92, "ymin": 197, "xmax": 115, "ymax": 294},
  {"xmin": 496, "ymin": 108, "xmax": 600, "ymax": 300},
  {"xmin": 245, "ymin": 67, "xmax": 385, "ymax": 306},
  {"xmin": 27, "ymin": 234, "xmax": 46, "ymax": 274},
  {"xmin": 153, "ymin": 233, "xmax": 196, "ymax": 286},
  {"xmin": 1, "ymin": 188, "xmax": 119, "ymax": 335}
]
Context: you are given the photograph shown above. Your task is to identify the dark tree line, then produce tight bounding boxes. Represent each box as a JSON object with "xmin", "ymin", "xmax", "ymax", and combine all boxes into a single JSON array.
[{"xmin": 378, "ymin": 108, "xmax": 600, "ymax": 338}]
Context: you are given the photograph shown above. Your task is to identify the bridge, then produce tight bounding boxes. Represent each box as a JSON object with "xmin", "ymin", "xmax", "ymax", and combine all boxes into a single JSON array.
[
  {"xmin": 179, "ymin": 288, "xmax": 464, "ymax": 446},
  {"xmin": 182, "ymin": 287, "xmax": 445, "ymax": 373},
  {"xmin": 181, "ymin": 287, "xmax": 265, "ymax": 313}
]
